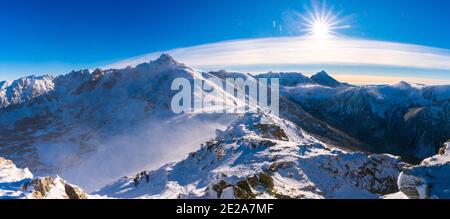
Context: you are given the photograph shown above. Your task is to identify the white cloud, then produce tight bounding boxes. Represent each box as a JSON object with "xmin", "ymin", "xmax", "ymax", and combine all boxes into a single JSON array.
[{"xmin": 106, "ymin": 36, "xmax": 450, "ymax": 71}]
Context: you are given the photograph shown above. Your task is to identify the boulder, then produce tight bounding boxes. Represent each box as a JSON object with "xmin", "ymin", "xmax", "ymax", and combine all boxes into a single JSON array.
[
  {"xmin": 65, "ymin": 183, "xmax": 88, "ymax": 199},
  {"xmin": 31, "ymin": 177, "xmax": 55, "ymax": 199}
]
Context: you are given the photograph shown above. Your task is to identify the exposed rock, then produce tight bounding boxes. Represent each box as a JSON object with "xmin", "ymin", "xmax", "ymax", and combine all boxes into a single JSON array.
[
  {"xmin": 31, "ymin": 177, "xmax": 55, "ymax": 199},
  {"xmin": 255, "ymin": 123, "xmax": 289, "ymax": 141},
  {"xmin": 212, "ymin": 180, "xmax": 230, "ymax": 198},
  {"xmin": 0, "ymin": 157, "xmax": 89, "ymax": 199},
  {"xmin": 65, "ymin": 183, "xmax": 88, "ymax": 199},
  {"xmin": 396, "ymin": 141, "xmax": 450, "ymax": 199},
  {"xmin": 398, "ymin": 172, "xmax": 428, "ymax": 199},
  {"xmin": 258, "ymin": 172, "xmax": 274, "ymax": 191},
  {"xmin": 233, "ymin": 180, "xmax": 256, "ymax": 199},
  {"xmin": 320, "ymin": 153, "xmax": 402, "ymax": 195},
  {"xmin": 438, "ymin": 146, "xmax": 446, "ymax": 155}
]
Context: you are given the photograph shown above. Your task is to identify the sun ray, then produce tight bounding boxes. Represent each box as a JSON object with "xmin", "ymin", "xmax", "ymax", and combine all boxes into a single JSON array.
[{"xmin": 300, "ymin": 1, "xmax": 350, "ymax": 39}]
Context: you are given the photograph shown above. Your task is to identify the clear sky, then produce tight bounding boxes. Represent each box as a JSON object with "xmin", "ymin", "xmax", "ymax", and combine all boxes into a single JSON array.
[{"xmin": 1, "ymin": 0, "xmax": 449, "ymax": 83}]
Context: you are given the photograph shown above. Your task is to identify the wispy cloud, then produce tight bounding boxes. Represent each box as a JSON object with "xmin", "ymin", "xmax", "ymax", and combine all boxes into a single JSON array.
[
  {"xmin": 105, "ymin": 36, "xmax": 450, "ymax": 84},
  {"xmin": 333, "ymin": 74, "xmax": 449, "ymax": 85}
]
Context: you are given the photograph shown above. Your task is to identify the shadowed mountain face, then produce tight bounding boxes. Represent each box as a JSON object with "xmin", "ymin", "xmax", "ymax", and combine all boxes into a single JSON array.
[
  {"xmin": 0, "ymin": 55, "xmax": 448, "ymax": 193},
  {"xmin": 277, "ymin": 74, "xmax": 450, "ymax": 163},
  {"xmin": 310, "ymin": 71, "xmax": 344, "ymax": 88}
]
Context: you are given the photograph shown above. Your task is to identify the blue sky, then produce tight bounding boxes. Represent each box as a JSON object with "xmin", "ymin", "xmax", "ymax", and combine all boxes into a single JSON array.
[{"xmin": 0, "ymin": 0, "xmax": 449, "ymax": 82}]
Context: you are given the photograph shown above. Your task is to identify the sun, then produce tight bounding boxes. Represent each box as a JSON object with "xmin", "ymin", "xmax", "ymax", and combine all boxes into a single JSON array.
[
  {"xmin": 300, "ymin": 1, "xmax": 349, "ymax": 39},
  {"xmin": 312, "ymin": 20, "xmax": 330, "ymax": 38}
]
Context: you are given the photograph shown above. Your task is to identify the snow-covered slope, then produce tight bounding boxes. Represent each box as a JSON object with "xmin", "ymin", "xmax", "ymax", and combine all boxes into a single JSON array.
[
  {"xmin": 0, "ymin": 54, "xmax": 239, "ymax": 190},
  {"xmin": 96, "ymin": 113, "xmax": 402, "ymax": 199},
  {"xmin": 396, "ymin": 141, "xmax": 450, "ymax": 199},
  {"xmin": 0, "ymin": 157, "xmax": 88, "ymax": 199}
]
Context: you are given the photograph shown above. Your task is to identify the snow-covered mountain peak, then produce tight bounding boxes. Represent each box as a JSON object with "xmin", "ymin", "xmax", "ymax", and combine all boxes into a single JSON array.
[
  {"xmin": 0, "ymin": 74, "xmax": 55, "ymax": 108},
  {"xmin": 157, "ymin": 53, "xmax": 177, "ymax": 63},
  {"xmin": 312, "ymin": 70, "xmax": 330, "ymax": 77},
  {"xmin": 127, "ymin": 53, "xmax": 195, "ymax": 79},
  {"xmin": 255, "ymin": 72, "xmax": 314, "ymax": 87},
  {"xmin": 91, "ymin": 68, "xmax": 105, "ymax": 79},
  {"xmin": 0, "ymin": 80, "xmax": 12, "ymax": 89},
  {"xmin": 12, "ymin": 75, "xmax": 55, "ymax": 86},
  {"xmin": 151, "ymin": 53, "xmax": 181, "ymax": 67},
  {"xmin": 0, "ymin": 157, "xmax": 33, "ymax": 183},
  {"xmin": 392, "ymin": 81, "xmax": 413, "ymax": 89},
  {"xmin": 311, "ymin": 71, "xmax": 342, "ymax": 88}
]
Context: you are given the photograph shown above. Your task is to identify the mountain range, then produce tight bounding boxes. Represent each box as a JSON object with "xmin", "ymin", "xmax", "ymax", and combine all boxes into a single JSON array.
[{"xmin": 0, "ymin": 54, "xmax": 449, "ymax": 199}]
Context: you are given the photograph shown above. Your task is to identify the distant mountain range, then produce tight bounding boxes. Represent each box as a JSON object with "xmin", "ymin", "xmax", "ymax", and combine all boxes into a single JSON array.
[{"xmin": 1, "ymin": 54, "xmax": 449, "ymax": 199}]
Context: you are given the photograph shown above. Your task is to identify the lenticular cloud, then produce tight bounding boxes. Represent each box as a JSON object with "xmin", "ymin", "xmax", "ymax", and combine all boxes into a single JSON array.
[{"xmin": 106, "ymin": 36, "xmax": 450, "ymax": 72}]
